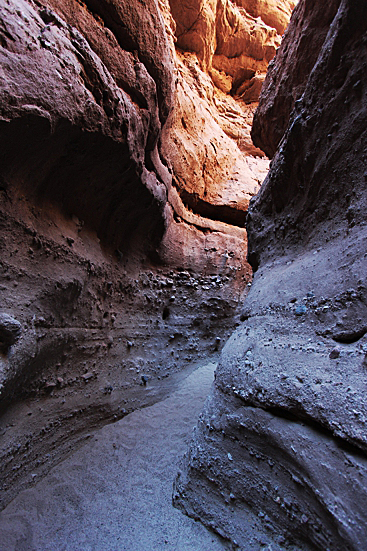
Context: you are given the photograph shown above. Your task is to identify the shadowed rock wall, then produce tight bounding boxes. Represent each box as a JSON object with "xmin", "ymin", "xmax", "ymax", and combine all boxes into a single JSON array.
[
  {"xmin": 0, "ymin": 0, "xmax": 294, "ymax": 511},
  {"xmin": 174, "ymin": 1, "xmax": 367, "ymax": 549},
  {"xmin": 0, "ymin": 0, "xmax": 243, "ymax": 509},
  {"xmin": 251, "ymin": 0, "xmax": 341, "ymax": 158},
  {"xmin": 0, "ymin": 0, "xmax": 173, "ymax": 255}
]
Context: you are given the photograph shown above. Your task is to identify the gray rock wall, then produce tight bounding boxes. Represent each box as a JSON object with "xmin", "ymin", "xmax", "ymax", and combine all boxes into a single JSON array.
[
  {"xmin": 174, "ymin": 1, "xmax": 367, "ymax": 549},
  {"xmin": 251, "ymin": 0, "xmax": 341, "ymax": 158}
]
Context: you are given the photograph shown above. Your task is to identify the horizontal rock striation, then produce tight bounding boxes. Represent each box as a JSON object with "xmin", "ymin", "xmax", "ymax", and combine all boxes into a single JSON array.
[{"xmin": 174, "ymin": 0, "xmax": 367, "ymax": 549}]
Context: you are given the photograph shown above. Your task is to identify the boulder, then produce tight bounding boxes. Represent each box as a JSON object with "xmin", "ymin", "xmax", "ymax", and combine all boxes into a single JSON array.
[{"xmin": 0, "ymin": 314, "xmax": 21, "ymax": 353}]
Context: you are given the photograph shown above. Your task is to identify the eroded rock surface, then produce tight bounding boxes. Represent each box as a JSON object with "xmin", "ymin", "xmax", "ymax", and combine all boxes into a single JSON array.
[
  {"xmin": 0, "ymin": 0, "xmax": 296, "ymax": 515},
  {"xmin": 0, "ymin": 0, "xmax": 238, "ymax": 509},
  {"xmin": 252, "ymin": 0, "xmax": 341, "ymax": 158},
  {"xmin": 0, "ymin": 0, "xmax": 291, "ymax": 510},
  {"xmin": 174, "ymin": 1, "xmax": 367, "ymax": 549},
  {"xmin": 169, "ymin": 0, "xmax": 291, "ymax": 86},
  {"xmin": 235, "ymin": 0, "xmax": 296, "ymax": 35},
  {"xmin": 159, "ymin": 0, "xmax": 289, "ymax": 266}
]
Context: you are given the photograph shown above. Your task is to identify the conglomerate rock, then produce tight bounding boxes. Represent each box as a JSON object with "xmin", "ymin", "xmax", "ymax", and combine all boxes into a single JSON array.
[{"xmin": 174, "ymin": 1, "xmax": 367, "ymax": 549}]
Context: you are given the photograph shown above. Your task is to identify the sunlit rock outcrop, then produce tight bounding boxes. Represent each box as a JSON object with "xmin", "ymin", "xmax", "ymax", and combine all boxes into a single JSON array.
[
  {"xmin": 174, "ymin": 1, "xmax": 367, "ymax": 549},
  {"xmin": 159, "ymin": 0, "xmax": 292, "ymax": 272},
  {"xmin": 168, "ymin": 0, "xmax": 295, "ymax": 96},
  {"xmin": 235, "ymin": 0, "xmax": 296, "ymax": 35}
]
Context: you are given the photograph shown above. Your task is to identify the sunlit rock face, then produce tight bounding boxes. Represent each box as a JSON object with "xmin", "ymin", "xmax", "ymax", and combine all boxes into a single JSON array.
[
  {"xmin": 174, "ymin": 1, "xmax": 367, "ymax": 550},
  {"xmin": 168, "ymin": 0, "xmax": 290, "ymax": 88},
  {"xmin": 159, "ymin": 0, "xmax": 294, "ymax": 273},
  {"xmin": 234, "ymin": 0, "xmax": 296, "ymax": 35},
  {"xmin": 168, "ymin": 0, "xmax": 294, "ymax": 74}
]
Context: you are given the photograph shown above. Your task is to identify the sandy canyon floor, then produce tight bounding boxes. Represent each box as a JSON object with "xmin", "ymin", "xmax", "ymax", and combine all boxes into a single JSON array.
[{"xmin": 0, "ymin": 363, "xmax": 231, "ymax": 551}]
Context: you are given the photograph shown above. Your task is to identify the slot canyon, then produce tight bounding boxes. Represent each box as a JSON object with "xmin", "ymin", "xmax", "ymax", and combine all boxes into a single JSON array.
[{"xmin": 0, "ymin": 0, "xmax": 366, "ymax": 549}]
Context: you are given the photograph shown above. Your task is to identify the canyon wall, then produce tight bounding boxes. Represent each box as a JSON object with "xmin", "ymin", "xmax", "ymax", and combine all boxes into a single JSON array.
[
  {"xmin": 174, "ymin": 0, "xmax": 367, "ymax": 550},
  {"xmin": 0, "ymin": 0, "xmax": 290, "ymax": 508}
]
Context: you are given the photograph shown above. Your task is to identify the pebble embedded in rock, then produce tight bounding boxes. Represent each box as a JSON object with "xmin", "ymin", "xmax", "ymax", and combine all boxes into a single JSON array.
[
  {"xmin": 0, "ymin": 313, "xmax": 21, "ymax": 352},
  {"xmin": 329, "ymin": 348, "xmax": 340, "ymax": 359},
  {"xmin": 141, "ymin": 374, "xmax": 149, "ymax": 385},
  {"xmin": 295, "ymin": 304, "xmax": 307, "ymax": 316},
  {"xmin": 214, "ymin": 337, "xmax": 221, "ymax": 350}
]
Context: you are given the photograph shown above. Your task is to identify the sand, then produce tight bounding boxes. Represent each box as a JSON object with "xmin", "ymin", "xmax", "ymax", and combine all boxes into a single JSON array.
[{"xmin": 0, "ymin": 363, "xmax": 230, "ymax": 551}]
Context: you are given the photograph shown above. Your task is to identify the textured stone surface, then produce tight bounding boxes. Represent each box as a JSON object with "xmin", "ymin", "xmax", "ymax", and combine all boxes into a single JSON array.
[
  {"xmin": 161, "ymin": 51, "xmax": 268, "ymax": 229},
  {"xmin": 0, "ymin": 0, "xmax": 173, "ymax": 255},
  {"xmin": 169, "ymin": 0, "xmax": 282, "ymax": 77},
  {"xmin": 234, "ymin": 0, "xmax": 296, "ymax": 34},
  {"xmin": 175, "ymin": 1, "xmax": 367, "ymax": 549},
  {"xmin": 252, "ymin": 0, "xmax": 341, "ymax": 158},
  {"xmin": 0, "ymin": 0, "xmax": 294, "ymax": 515},
  {"xmin": 0, "ymin": 314, "xmax": 21, "ymax": 353},
  {"xmin": 0, "ymin": 0, "xmax": 243, "ymax": 510},
  {"xmin": 160, "ymin": 0, "xmax": 288, "ymax": 248}
]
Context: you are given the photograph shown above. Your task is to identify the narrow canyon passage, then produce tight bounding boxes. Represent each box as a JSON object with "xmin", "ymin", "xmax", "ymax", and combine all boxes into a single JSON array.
[
  {"xmin": 1, "ymin": 1, "xmax": 367, "ymax": 550},
  {"xmin": 0, "ymin": 363, "xmax": 230, "ymax": 551}
]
